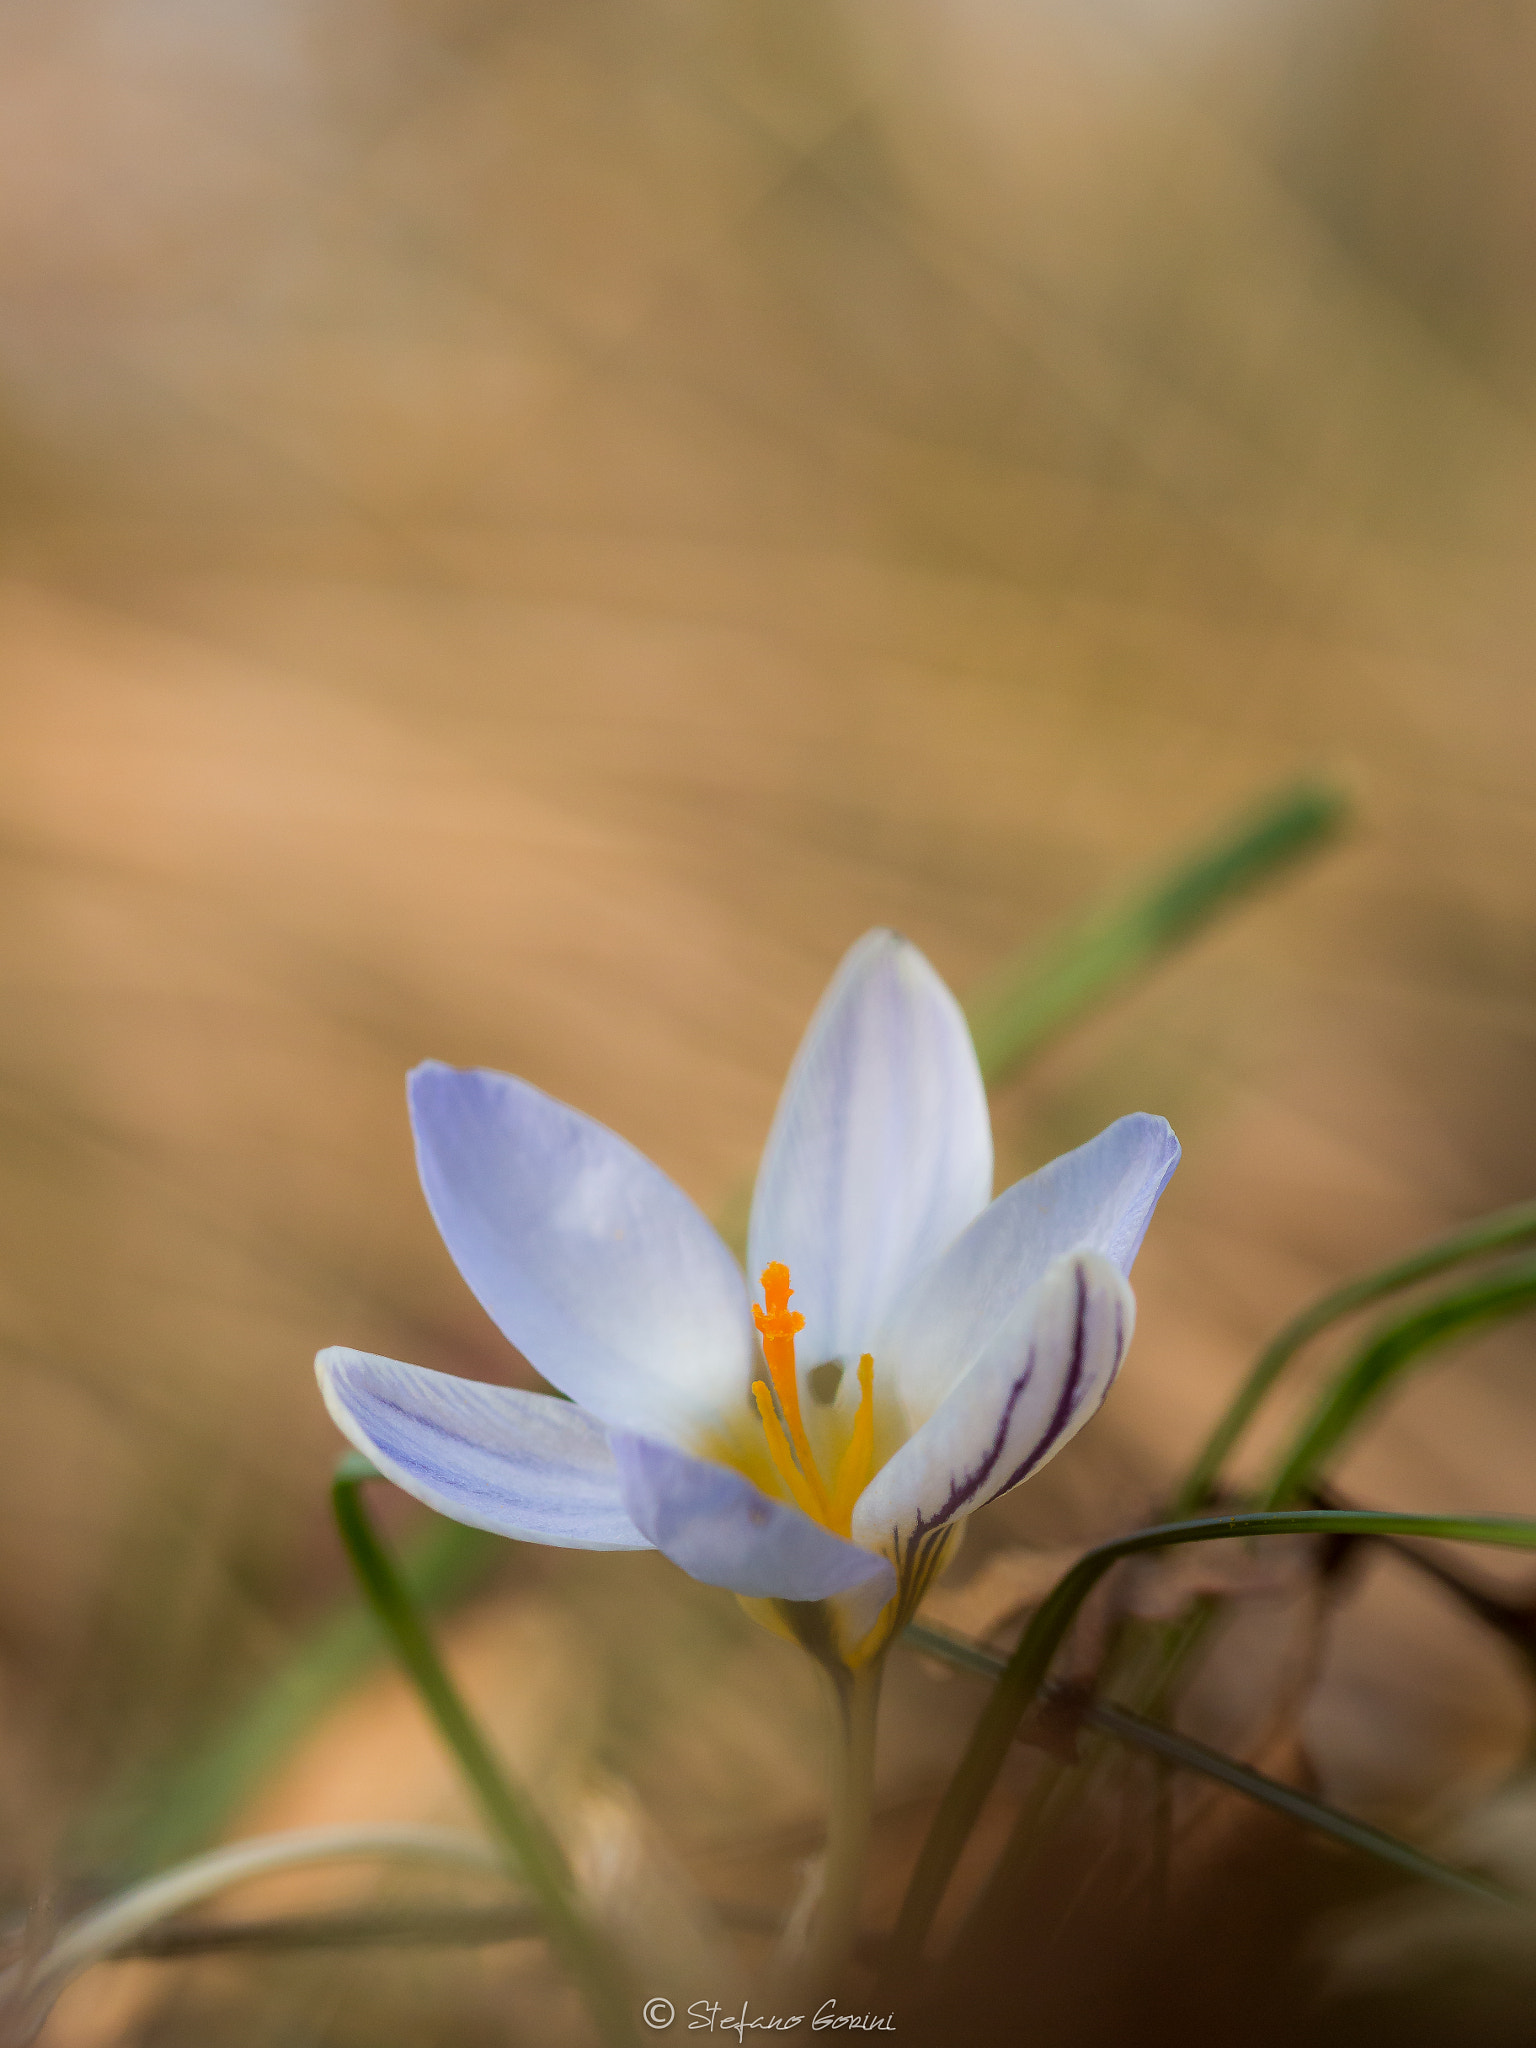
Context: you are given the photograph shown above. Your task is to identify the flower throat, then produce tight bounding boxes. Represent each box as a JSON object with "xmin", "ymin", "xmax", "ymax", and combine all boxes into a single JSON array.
[{"xmin": 751, "ymin": 1262, "xmax": 874, "ymax": 1536}]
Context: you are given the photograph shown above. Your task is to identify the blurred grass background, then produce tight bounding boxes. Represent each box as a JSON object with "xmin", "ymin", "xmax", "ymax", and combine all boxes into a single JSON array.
[{"xmin": 2, "ymin": 1, "xmax": 1536, "ymax": 2040}]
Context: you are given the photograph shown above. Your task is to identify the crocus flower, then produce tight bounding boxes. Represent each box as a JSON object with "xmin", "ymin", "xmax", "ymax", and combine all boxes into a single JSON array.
[{"xmin": 319, "ymin": 932, "xmax": 1179, "ymax": 1664}]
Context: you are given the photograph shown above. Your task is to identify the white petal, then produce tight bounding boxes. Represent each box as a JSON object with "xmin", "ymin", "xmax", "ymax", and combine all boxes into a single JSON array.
[
  {"xmin": 318, "ymin": 1347, "xmax": 651, "ymax": 1550},
  {"xmin": 747, "ymin": 931, "xmax": 992, "ymax": 1384},
  {"xmin": 880, "ymin": 1113, "xmax": 1178, "ymax": 1423},
  {"xmin": 410, "ymin": 1063, "xmax": 755, "ymax": 1441},
  {"xmin": 852, "ymin": 1252, "xmax": 1134, "ymax": 1553},
  {"xmin": 610, "ymin": 1432, "xmax": 896, "ymax": 1604}
]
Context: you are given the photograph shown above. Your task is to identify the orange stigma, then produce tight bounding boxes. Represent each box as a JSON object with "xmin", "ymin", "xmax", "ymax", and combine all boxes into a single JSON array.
[
  {"xmin": 751, "ymin": 1264, "xmax": 877, "ymax": 1537},
  {"xmin": 753, "ymin": 1264, "xmax": 806, "ymax": 1421}
]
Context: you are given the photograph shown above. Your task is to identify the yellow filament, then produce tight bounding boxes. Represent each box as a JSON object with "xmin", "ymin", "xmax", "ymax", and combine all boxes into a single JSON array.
[
  {"xmin": 751, "ymin": 1380, "xmax": 825, "ymax": 1523},
  {"xmin": 829, "ymin": 1354, "xmax": 876, "ymax": 1536}
]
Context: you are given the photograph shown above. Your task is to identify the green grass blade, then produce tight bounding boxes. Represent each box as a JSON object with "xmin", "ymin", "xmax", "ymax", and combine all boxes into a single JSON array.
[
  {"xmin": 965, "ymin": 780, "xmax": 1346, "ymax": 1083},
  {"xmin": 1173, "ymin": 1201, "xmax": 1536, "ymax": 1513},
  {"xmin": 1261, "ymin": 1258, "xmax": 1536, "ymax": 1508},
  {"xmin": 332, "ymin": 1457, "xmax": 638, "ymax": 2048},
  {"xmin": 901, "ymin": 1623, "xmax": 1514, "ymax": 1908},
  {"xmin": 890, "ymin": 1510, "xmax": 1536, "ymax": 1971},
  {"xmin": 1311, "ymin": 1486, "xmax": 1536, "ymax": 1669}
]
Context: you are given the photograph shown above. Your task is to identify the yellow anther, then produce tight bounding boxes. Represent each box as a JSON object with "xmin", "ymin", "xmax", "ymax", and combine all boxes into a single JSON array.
[
  {"xmin": 829, "ymin": 1354, "xmax": 876, "ymax": 1535},
  {"xmin": 752, "ymin": 1381, "xmax": 825, "ymax": 1523}
]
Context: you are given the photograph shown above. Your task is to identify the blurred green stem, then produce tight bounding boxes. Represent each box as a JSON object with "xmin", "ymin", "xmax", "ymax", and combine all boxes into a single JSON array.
[
  {"xmin": 332, "ymin": 1455, "xmax": 638, "ymax": 2048},
  {"xmin": 124, "ymin": 1517, "xmax": 496, "ymax": 1873},
  {"xmin": 965, "ymin": 780, "xmax": 1345, "ymax": 1082},
  {"xmin": 794, "ymin": 1660, "xmax": 882, "ymax": 1996}
]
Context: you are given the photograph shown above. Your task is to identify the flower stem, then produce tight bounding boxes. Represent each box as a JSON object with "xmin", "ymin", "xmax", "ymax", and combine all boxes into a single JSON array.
[
  {"xmin": 331, "ymin": 1456, "xmax": 639, "ymax": 2048},
  {"xmin": 797, "ymin": 1658, "xmax": 883, "ymax": 1995}
]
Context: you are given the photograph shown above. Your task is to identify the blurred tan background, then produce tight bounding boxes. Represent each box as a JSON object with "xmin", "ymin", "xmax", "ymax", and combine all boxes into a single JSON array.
[{"xmin": 3, "ymin": 0, "xmax": 1536, "ymax": 2039}]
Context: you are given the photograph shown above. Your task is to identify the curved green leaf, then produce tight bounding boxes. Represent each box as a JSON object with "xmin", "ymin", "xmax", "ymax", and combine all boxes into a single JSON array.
[
  {"xmin": 1262, "ymin": 1259, "xmax": 1536, "ymax": 1508},
  {"xmin": 1173, "ymin": 1202, "xmax": 1536, "ymax": 1514}
]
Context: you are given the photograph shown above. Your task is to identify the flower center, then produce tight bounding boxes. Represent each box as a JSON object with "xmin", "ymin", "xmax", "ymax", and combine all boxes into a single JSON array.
[{"xmin": 751, "ymin": 1262, "xmax": 875, "ymax": 1537}]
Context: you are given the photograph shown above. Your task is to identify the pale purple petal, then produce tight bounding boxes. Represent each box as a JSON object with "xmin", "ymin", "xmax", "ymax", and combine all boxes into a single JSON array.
[
  {"xmin": 852, "ymin": 1252, "xmax": 1134, "ymax": 1551},
  {"xmin": 880, "ymin": 1113, "xmax": 1178, "ymax": 1423},
  {"xmin": 409, "ymin": 1063, "xmax": 755, "ymax": 1442},
  {"xmin": 610, "ymin": 1432, "xmax": 897, "ymax": 1604},
  {"xmin": 747, "ymin": 931, "xmax": 992, "ymax": 1385},
  {"xmin": 318, "ymin": 1347, "xmax": 651, "ymax": 1550}
]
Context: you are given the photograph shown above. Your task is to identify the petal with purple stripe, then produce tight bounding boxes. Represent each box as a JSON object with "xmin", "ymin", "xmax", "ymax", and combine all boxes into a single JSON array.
[
  {"xmin": 318, "ymin": 1347, "xmax": 651, "ymax": 1550},
  {"xmin": 851, "ymin": 1252, "xmax": 1134, "ymax": 1555}
]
